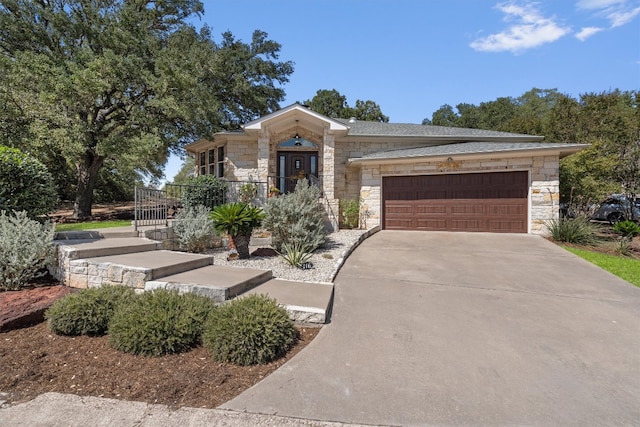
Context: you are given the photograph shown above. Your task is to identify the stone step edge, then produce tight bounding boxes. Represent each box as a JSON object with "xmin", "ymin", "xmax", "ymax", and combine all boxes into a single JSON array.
[{"xmin": 144, "ymin": 268, "xmax": 273, "ymax": 303}]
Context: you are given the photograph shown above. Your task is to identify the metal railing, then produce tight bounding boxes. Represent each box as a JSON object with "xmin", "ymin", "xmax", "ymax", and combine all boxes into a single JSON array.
[{"xmin": 134, "ymin": 180, "xmax": 268, "ymax": 230}]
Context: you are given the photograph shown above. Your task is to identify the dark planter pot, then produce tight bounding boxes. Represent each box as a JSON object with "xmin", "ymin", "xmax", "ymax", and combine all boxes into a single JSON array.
[{"xmin": 233, "ymin": 233, "xmax": 251, "ymax": 259}]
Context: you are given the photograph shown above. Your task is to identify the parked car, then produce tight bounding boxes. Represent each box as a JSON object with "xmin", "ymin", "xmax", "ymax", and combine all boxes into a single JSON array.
[{"xmin": 592, "ymin": 195, "xmax": 640, "ymax": 224}]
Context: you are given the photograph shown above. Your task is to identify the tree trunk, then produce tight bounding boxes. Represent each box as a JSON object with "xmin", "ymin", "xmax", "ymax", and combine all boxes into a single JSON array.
[
  {"xmin": 233, "ymin": 233, "xmax": 251, "ymax": 259},
  {"xmin": 73, "ymin": 151, "xmax": 104, "ymax": 218}
]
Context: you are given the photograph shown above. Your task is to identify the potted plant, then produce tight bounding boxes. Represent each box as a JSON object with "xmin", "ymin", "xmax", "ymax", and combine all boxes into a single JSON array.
[{"xmin": 210, "ymin": 202, "xmax": 265, "ymax": 259}]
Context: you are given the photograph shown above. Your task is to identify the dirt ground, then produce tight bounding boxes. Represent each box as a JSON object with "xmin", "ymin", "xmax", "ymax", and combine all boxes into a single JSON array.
[{"xmin": 0, "ymin": 317, "xmax": 319, "ymax": 408}]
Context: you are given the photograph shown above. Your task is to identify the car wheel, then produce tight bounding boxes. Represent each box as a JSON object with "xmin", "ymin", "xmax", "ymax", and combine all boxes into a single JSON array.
[{"xmin": 607, "ymin": 212, "xmax": 625, "ymax": 224}]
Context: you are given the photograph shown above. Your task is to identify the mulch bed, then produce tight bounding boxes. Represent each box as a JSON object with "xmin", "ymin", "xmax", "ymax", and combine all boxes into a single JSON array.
[{"xmin": 0, "ymin": 279, "xmax": 320, "ymax": 409}]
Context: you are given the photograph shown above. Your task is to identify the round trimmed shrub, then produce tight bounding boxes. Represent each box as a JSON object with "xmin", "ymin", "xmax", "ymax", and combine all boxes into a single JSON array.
[
  {"xmin": 108, "ymin": 289, "xmax": 216, "ymax": 356},
  {"xmin": 202, "ymin": 294, "xmax": 298, "ymax": 366},
  {"xmin": 0, "ymin": 146, "xmax": 58, "ymax": 219},
  {"xmin": 46, "ymin": 286, "xmax": 135, "ymax": 336}
]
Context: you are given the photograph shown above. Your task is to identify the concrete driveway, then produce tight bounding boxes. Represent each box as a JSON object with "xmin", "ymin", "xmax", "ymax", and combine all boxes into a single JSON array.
[{"xmin": 222, "ymin": 231, "xmax": 640, "ymax": 426}]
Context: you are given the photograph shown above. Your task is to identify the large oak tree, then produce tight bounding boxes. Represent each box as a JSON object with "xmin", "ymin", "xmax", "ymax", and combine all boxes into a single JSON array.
[{"xmin": 0, "ymin": 0, "xmax": 293, "ymax": 217}]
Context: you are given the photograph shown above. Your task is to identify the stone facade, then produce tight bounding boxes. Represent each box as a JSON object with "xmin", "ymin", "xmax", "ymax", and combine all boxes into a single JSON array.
[
  {"xmin": 185, "ymin": 105, "xmax": 576, "ymax": 235},
  {"xmin": 356, "ymin": 154, "xmax": 560, "ymax": 235}
]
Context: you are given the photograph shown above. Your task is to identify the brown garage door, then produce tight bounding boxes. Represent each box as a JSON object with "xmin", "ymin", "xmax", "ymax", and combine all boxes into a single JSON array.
[{"xmin": 383, "ymin": 171, "xmax": 528, "ymax": 233}]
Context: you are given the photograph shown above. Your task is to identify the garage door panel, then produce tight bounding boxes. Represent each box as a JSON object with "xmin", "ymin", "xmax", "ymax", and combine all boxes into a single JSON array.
[{"xmin": 383, "ymin": 172, "xmax": 528, "ymax": 233}]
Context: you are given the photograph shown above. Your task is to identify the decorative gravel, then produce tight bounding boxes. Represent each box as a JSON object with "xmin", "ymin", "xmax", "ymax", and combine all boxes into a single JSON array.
[{"xmin": 207, "ymin": 229, "xmax": 374, "ymax": 283}]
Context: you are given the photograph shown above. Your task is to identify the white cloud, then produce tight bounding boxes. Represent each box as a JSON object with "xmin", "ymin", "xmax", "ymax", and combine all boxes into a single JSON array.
[
  {"xmin": 576, "ymin": 0, "xmax": 640, "ymax": 27},
  {"xmin": 575, "ymin": 26, "xmax": 605, "ymax": 39},
  {"xmin": 471, "ymin": 2, "xmax": 571, "ymax": 53},
  {"xmin": 608, "ymin": 6, "xmax": 640, "ymax": 26}
]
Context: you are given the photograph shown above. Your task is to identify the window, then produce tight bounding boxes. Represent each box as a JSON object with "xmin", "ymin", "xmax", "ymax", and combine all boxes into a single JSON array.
[
  {"xmin": 217, "ymin": 146, "xmax": 225, "ymax": 178},
  {"xmin": 199, "ymin": 152, "xmax": 206, "ymax": 176},
  {"xmin": 208, "ymin": 149, "xmax": 215, "ymax": 175}
]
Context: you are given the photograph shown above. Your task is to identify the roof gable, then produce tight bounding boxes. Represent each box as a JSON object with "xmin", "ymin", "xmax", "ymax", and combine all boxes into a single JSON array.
[{"xmin": 243, "ymin": 103, "xmax": 349, "ymax": 134}]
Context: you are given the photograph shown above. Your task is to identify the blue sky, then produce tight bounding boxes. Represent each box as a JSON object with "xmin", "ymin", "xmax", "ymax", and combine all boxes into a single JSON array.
[{"xmin": 163, "ymin": 0, "xmax": 640, "ymax": 181}]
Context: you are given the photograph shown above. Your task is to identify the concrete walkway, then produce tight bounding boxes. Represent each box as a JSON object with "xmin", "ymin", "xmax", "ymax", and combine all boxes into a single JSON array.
[{"xmin": 222, "ymin": 231, "xmax": 640, "ymax": 426}]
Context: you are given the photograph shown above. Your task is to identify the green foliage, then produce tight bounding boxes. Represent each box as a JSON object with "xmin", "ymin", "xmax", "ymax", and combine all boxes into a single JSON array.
[
  {"xmin": 279, "ymin": 243, "xmax": 313, "ymax": 268},
  {"xmin": 0, "ymin": 1, "xmax": 293, "ymax": 217},
  {"xmin": 182, "ymin": 175, "xmax": 228, "ymax": 210},
  {"xmin": 239, "ymin": 182, "xmax": 258, "ymax": 204},
  {"xmin": 46, "ymin": 286, "xmax": 135, "ymax": 336},
  {"xmin": 303, "ymin": 89, "xmax": 389, "ymax": 122},
  {"xmin": 0, "ymin": 210, "xmax": 55, "ymax": 291},
  {"xmin": 613, "ymin": 220, "xmax": 640, "ymax": 237},
  {"xmin": 0, "ymin": 146, "xmax": 58, "ymax": 219},
  {"xmin": 54, "ymin": 220, "xmax": 132, "ymax": 231},
  {"xmin": 545, "ymin": 217, "xmax": 599, "ymax": 245},
  {"xmin": 108, "ymin": 289, "xmax": 216, "ymax": 357},
  {"xmin": 263, "ymin": 179, "xmax": 326, "ymax": 252},
  {"xmin": 202, "ymin": 294, "xmax": 298, "ymax": 365},
  {"xmin": 564, "ymin": 246, "xmax": 640, "ymax": 287},
  {"xmin": 339, "ymin": 198, "xmax": 361, "ymax": 229},
  {"xmin": 210, "ymin": 202, "xmax": 264, "ymax": 237},
  {"xmin": 613, "ymin": 237, "xmax": 634, "ymax": 257},
  {"xmin": 170, "ymin": 156, "xmax": 195, "ymax": 185},
  {"xmin": 172, "ymin": 205, "xmax": 217, "ymax": 253}
]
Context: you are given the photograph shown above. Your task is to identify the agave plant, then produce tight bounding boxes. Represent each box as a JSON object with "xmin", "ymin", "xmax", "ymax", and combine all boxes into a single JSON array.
[{"xmin": 210, "ymin": 202, "xmax": 264, "ymax": 259}]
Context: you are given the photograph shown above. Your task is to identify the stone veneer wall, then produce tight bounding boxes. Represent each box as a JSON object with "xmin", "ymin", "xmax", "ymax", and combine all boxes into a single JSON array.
[
  {"xmin": 224, "ymin": 141, "xmax": 258, "ymax": 181},
  {"xmin": 358, "ymin": 155, "xmax": 560, "ymax": 235}
]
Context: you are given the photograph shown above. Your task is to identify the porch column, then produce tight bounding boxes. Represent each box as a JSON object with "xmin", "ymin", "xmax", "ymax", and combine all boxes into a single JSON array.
[
  {"xmin": 257, "ymin": 136, "xmax": 270, "ymax": 183},
  {"xmin": 322, "ymin": 131, "xmax": 335, "ymax": 200}
]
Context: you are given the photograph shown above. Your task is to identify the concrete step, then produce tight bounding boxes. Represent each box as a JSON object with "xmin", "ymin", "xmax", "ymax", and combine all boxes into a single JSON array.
[
  {"xmin": 56, "ymin": 237, "xmax": 160, "ymax": 259},
  {"xmin": 243, "ymin": 279, "xmax": 334, "ymax": 324},
  {"xmin": 145, "ymin": 265, "xmax": 273, "ymax": 302},
  {"xmin": 86, "ymin": 250, "xmax": 214, "ymax": 280},
  {"xmin": 55, "ymin": 228, "xmax": 138, "ymax": 240}
]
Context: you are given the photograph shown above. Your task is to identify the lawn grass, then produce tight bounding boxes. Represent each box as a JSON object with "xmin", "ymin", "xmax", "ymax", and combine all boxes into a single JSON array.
[
  {"xmin": 564, "ymin": 246, "xmax": 640, "ymax": 287},
  {"xmin": 54, "ymin": 220, "xmax": 132, "ymax": 231}
]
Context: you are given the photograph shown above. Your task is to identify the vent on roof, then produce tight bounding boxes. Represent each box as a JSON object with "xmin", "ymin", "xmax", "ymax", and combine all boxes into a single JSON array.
[{"xmin": 348, "ymin": 117, "xmax": 356, "ymax": 123}]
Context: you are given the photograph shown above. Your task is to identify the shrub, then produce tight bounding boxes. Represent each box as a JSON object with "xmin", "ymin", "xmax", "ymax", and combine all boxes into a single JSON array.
[
  {"xmin": 613, "ymin": 220, "xmax": 640, "ymax": 238},
  {"xmin": 181, "ymin": 175, "xmax": 228, "ymax": 210},
  {"xmin": 280, "ymin": 243, "xmax": 312, "ymax": 268},
  {"xmin": 211, "ymin": 202, "xmax": 264, "ymax": 259},
  {"xmin": 172, "ymin": 205, "xmax": 217, "ymax": 252},
  {"xmin": 339, "ymin": 198, "xmax": 361, "ymax": 229},
  {"xmin": 614, "ymin": 236, "xmax": 634, "ymax": 257},
  {"xmin": 202, "ymin": 294, "xmax": 298, "ymax": 366},
  {"xmin": 108, "ymin": 289, "xmax": 216, "ymax": 356},
  {"xmin": 0, "ymin": 210, "xmax": 55, "ymax": 291},
  {"xmin": 263, "ymin": 179, "xmax": 326, "ymax": 252},
  {"xmin": 239, "ymin": 182, "xmax": 258, "ymax": 204},
  {"xmin": 46, "ymin": 286, "xmax": 135, "ymax": 336},
  {"xmin": 545, "ymin": 216, "xmax": 599, "ymax": 245},
  {"xmin": 0, "ymin": 146, "xmax": 58, "ymax": 219}
]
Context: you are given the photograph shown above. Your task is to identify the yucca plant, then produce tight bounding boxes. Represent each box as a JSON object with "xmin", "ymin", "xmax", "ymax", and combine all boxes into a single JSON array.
[
  {"xmin": 545, "ymin": 216, "xmax": 600, "ymax": 245},
  {"xmin": 279, "ymin": 243, "xmax": 312, "ymax": 268},
  {"xmin": 613, "ymin": 220, "xmax": 640, "ymax": 238},
  {"xmin": 210, "ymin": 202, "xmax": 264, "ymax": 259}
]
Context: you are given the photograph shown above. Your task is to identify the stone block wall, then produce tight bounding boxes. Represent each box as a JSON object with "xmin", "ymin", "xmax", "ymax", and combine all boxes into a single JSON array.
[
  {"xmin": 67, "ymin": 259, "xmax": 151, "ymax": 289},
  {"xmin": 143, "ymin": 227, "xmax": 177, "ymax": 250}
]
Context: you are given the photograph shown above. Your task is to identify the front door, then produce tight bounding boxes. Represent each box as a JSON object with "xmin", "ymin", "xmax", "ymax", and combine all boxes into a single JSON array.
[{"xmin": 277, "ymin": 151, "xmax": 318, "ymax": 194}]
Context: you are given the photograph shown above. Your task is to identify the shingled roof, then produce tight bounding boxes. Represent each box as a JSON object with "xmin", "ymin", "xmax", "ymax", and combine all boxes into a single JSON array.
[
  {"xmin": 349, "ymin": 141, "xmax": 589, "ymax": 163},
  {"xmin": 334, "ymin": 118, "xmax": 543, "ymax": 140}
]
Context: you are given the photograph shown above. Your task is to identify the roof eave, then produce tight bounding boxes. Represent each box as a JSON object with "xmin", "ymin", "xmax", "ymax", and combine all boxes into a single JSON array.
[{"xmin": 347, "ymin": 144, "xmax": 589, "ymax": 167}]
